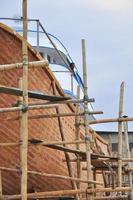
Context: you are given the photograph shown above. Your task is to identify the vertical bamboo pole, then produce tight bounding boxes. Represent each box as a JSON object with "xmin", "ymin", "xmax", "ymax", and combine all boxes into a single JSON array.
[
  {"xmin": 19, "ymin": 78, "xmax": 23, "ymax": 174},
  {"xmin": 75, "ymin": 86, "xmax": 81, "ymax": 189},
  {"xmin": 123, "ymin": 119, "xmax": 133, "ymax": 199},
  {"xmin": 82, "ymin": 39, "xmax": 93, "ymax": 200},
  {"xmin": 0, "ymin": 171, "xmax": 2, "ymax": 198},
  {"xmin": 118, "ymin": 82, "xmax": 124, "ymax": 190},
  {"xmin": 21, "ymin": 0, "xmax": 28, "ymax": 199}
]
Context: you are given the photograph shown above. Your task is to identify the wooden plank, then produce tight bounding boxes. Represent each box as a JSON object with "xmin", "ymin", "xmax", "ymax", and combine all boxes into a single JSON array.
[{"xmin": 0, "ymin": 85, "xmax": 70, "ymax": 101}]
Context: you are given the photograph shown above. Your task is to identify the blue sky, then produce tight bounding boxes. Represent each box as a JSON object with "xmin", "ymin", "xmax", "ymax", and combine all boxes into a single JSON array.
[{"xmin": 1, "ymin": 0, "xmax": 133, "ymax": 131}]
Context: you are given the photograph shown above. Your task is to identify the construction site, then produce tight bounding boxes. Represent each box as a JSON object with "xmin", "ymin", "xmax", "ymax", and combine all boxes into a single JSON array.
[{"xmin": 0, "ymin": 0, "xmax": 133, "ymax": 200}]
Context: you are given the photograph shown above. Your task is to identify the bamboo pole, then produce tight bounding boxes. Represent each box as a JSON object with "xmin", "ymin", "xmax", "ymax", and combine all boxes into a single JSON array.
[
  {"xmin": 123, "ymin": 118, "xmax": 133, "ymax": 199},
  {"xmin": 93, "ymin": 195, "xmax": 128, "ymax": 200},
  {"xmin": 83, "ymin": 116, "xmax": 133, "ymax": 125},
  {"xmin": 0, "ymin": 104, "xmax": 59, "ymax": 113},
  {"xmin": 52, "ymin": 81, "xmax": 80, "ymax": 200},
  {"xmin": 0, "ymin": 140, "xmax": 85, "ymax": 147},
  {"xmin": 0, "ymin": 167, "xmax": 102, "ymax": 185},
  {"xmin": 75, "ymin": 86, "xmax": 81, "ymax": 189},
  {"xmin": 82, "ymin": 39, "xmax": 93, "ymax": 200},
  {"xmin": 19, "ymin": 78, "xmax": 23, "ymax": 179},
  {"xmin": 29, "ymin": 98, "xmax": 95, "ymax": 106},
  {"xmin": 0, "ymin": 171, "xmax": 2, "ymax": 199},
  {"xmin": 21, "ymin": 0, "xmax": 28, "ymax": 199},
  {"xmin": 2, "ymin": 187, "xmax": 131, "ymax": 200},
  {"xmin": 118, "ymin": 82, "xmax": 124, "ymax": 189},
  {"xmin": 0, "ymin": 60, "xmax": 49, "ymax": 71}
]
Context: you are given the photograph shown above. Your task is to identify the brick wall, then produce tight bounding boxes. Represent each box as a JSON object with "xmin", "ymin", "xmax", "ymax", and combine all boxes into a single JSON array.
[{"xmin": 0, "ymin": 24, "xmax": 110, "ymax": 195}]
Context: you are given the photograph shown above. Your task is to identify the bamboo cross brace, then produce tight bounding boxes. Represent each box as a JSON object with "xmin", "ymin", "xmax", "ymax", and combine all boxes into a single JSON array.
[
  {"xmin": 0, "ymin": 166, "xmax": 103, "ymax": 185},
  {"xmin": 0, "ymin": 140, "xmax": 85, "ymax": 147}
]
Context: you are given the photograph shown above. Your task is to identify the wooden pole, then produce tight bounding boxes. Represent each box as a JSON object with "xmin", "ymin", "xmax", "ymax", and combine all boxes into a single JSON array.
[
  {"xmin": 123, "ymin": 119, "xmax": 133, "ymax": 199},
  {"xmin": 21, "ymin": 0, "xmax": 28, "ymax": 199},
  {"xmin": 82, "ymin": 39, "xmax": 93, "ymax": 200},
  {"xmin": 52, "ymin": 81, "xmax": 80, "ymax": 200},
  {"xmin": 75, "ymin": 86, "xmax": 81, "ymax": 189},
  {"xmin": 0, "ymin": 60, "xmax": 49, "ymax": 71},
  {"xmin": 118, "ymin": 82, "xmax": 124, "ymax": 189}
]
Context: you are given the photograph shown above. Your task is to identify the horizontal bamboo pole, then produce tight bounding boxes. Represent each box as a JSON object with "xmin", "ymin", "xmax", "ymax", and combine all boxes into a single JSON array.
[
  {"xmin": 0, "ymin": 104, "xmax": 58, "ymax": 113},
  {"xmin": 29, "ymin": 98, "xmax": 95, "ymax": 106},
  {"xmin": 8, "ymin": 111, "xmax": 103, "ymax": 121},
  {"xmin": 0, "ymin": 60, "xmax": 49, "ymax": 71},
  {"xmin": 64, "ymin": 158, "xmax": 133, "ymax": 163},
  {"xmin": 94, "ymin": 195, "xmax": 128, "ymax": 200},
  {"xmin": 30, "ymin": 140, "xmax": 85, "ymax": 146},
  {"xmin": 0, "ymin": 167, "xmax": 102, "ymax": 185},
  {"xmin": 3, "ymin": 189, "xmax": 86, "ymax": 200},
  {"xmin": 3, "ymin": 187, "xmax": 131, "ymax": 199},
  {"xmin": 27, "ymin": 111, "xmax": 103, "ymax": 119},
  {"xmin": 85, "ymin": 117, "xmax": 133, "ymax": 125},
  {"xmin": 91, "ymin": 158, "xmax": 133, "ymax": 163},
  {"xmin": 87, "ymin": 187, "xmax": 131, "ymax": 193},
  {"xmin": 0, "ymin": 140, "xmax": 85, "ymax": 147}
]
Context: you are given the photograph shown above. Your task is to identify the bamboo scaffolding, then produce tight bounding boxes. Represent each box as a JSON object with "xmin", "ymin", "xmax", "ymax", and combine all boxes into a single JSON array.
[
  {"xmin": 2, "ymin": 187, "xmax": 131, "ymax": 200},
  {"xmin": 0, "ymin": 60, "xmax": 49, "ymax": 71},
  {"xmin": 21, "ymin": 0, "xmax": 28, "ymax": 199},
  {"xmin": 118, "ymin": 82, "xmax": 124, "ymax": 189},
  {"xmin": 82, "ymin": 39, "xmax": 93, "ymax": 200}
]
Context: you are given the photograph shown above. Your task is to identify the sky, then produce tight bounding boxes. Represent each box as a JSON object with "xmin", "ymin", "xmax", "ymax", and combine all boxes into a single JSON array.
[{"xmin": 1, "ymin": 0, "xmax": 133, "ymax": 131}]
